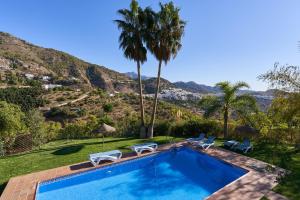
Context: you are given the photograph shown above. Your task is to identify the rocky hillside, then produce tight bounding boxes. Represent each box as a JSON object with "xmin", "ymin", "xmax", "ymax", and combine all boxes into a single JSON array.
[
  {"xmin": 173, "ymin": 81, "xmax": 219, "ymax": 94},
  {"xmin": 143, "ymin": 77, "xmax": 175, "ymax": 94},
  {"xmin": 0, "ymin": 32, "xmax": 136, "ymax": 92}
]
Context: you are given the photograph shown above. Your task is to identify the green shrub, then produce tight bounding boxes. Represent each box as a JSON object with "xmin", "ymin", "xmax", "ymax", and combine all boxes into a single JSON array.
[
  {"xmin": 48, "ymin": 107, "xmax": 78, "ymax": 118},
  {"xmin": 171, "ymin": 119, "xmax": 222, "ymax": 137},
  {"xmin": 103, "ymin": 103, "xmax": 113, "ymax": 113},
  {"xmin": 154, "ymin": 121, "xmax": 171, "ymax": 136},
  {"xmin": 99, "ymin": 115, "xmax": 114, "ymax": 126},
  {"xmin": 26, "ymin": 109, "xmax": 47, "ymax": 147},
  {"xmin": 59, "ymin": 121, "xmax": 87, "ymax": 139},
  {"xmin": 44, "ymin": 122, "xmax": 62, "ymax": 141},
  {"xmin": 0, "ymin": 101, "xmax": 26, "ymax": 148},
  {"xmin": 0, "ymin": 86, "xmax": 45, "ymax": 112},
  {"xmin": 56, "ymin": 97, "xmax": 66, "ymax": 101},
  {"xmin": 0, "ymin": 140, "xmax": 5, "ymax": 156}
]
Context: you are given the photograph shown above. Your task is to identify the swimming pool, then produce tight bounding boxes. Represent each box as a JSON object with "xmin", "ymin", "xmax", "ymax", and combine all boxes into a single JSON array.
[{"xmin": 36, "ymin": 147, "xmax": 247, "ymax": 200}]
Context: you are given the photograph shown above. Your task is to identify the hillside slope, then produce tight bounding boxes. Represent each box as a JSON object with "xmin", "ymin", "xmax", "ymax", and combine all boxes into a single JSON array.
[{"xmin": 0, "ymin": 32, "xmax": 136, "ymax": 92}]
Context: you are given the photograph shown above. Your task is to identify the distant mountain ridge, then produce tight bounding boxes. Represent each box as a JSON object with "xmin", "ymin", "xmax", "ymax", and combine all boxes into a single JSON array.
[
  {"xmin": 173, "ymin": 81, "xmax": 220, "ymax": 94},
  {"xmin": 123, "ymin": 72, "xmax": 150, "ymax": 80},
  {"xmin": 124, "ymin": 72, "xmax": 274, "ymax": 96}
]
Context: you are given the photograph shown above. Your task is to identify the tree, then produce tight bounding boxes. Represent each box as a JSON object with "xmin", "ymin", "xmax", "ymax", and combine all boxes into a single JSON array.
[
  {"xmin": 115, "ymin": 0, "xmax": 147, "ymax": 138},
  {"xmin": 0, "ymin": 101, "xmax": 26, "ymax": 148},
  {"xmin": 258, "ymin": 63, "xmax": 300, "ymax": 92},
  {"xmin": 145, "ymin": 2, "xmax": 186, "ymax": 138},
  {"xmin": 259, "ymin": 64, "xmax": 300, "ymax": 145},
  {"xmin": 199, "ymin": 81, "xmax": 257, "ymax": 138},
  {"xmin": 26, "ymin": 109, "xmax": 47, "ymax": 147}
]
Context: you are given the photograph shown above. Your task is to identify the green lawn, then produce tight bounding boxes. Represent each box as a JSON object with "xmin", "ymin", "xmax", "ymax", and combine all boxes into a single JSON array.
[
  {"xmin": 0, "ymin": 137, "xmax": 299, "ymax": 200},
  {"xmin": 215, "ymin": 139, "xmax": 300, "ymax": 200},
  {"xmin": 246, "ymin": 143, "xmax": 300, "ymax": 200},
  {"xmin": 0, "ymin": 136, "xmax": 182, "ymax": 194}
]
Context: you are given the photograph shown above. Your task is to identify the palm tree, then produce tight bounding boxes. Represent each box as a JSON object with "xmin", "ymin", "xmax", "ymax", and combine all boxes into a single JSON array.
[
  {"xmin": 144, "ymin": 2, "xmax": 186, "ymax": 138},
  {"xmin": 115, "ymin": 0, "xmax": 147, "ymax": 138},
  {"xmin": 199, "ymin": 81, "xmax": 257, "ymax": 138}
]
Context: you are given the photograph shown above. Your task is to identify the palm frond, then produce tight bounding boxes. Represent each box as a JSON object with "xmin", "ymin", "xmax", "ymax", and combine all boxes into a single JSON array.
[
  {"xmin": 232, "ymin": 81, "xmax": 250, "ymax": 92},
  {"xmin": 199, "ymin": 96, "xmax": 223, "ymax": 118},
  {"xmin": 233, "ymin": 94, "xmax": 258, "ymax": 114},
  {"xmin": 115, "ymin": 3, "xmax": 147, "ymax": 63},
  {"xmin": 144, "ymin": 2, "xmax": 185, "ymax": 64}
]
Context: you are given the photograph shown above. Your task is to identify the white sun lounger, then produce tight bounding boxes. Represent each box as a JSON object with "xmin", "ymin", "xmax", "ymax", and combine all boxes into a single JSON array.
[
  {"xmin": 197, "ymin": 136, "xmax": 216, "ymax": 150},
  {"xmin": 131, "ymin": 142, "xmax": 158, "ymax": 155},
  {"xmin": 186, "ymin": 133, "xmax": 205, "ymax": 144},
  {"xmin": 89, "ymin": 150, "xmax": 122, "ymax": 166}
]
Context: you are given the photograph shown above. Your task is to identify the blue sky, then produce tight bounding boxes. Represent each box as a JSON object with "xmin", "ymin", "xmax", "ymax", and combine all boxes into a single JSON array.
[{"xmin": 0, "ymin": 0, "xmax": 299, "ymax": 90}]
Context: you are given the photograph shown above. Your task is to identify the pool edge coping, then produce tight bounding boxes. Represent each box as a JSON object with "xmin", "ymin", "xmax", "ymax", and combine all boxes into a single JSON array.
[{"xmin": 1, "ymin": 142, "xmax": 285, "ymax": 200}]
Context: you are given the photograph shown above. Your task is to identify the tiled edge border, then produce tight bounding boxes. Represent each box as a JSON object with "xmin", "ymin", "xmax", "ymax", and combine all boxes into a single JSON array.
[
  {"xmin": 35, "ymin": 145, "xmax": 250, "ymax": 200},
  {"xmin": 39, "ymin": 150, "xmax": 162, "ymax": 186},
  {"xmin": 1, "ymin": 142, "xmax": 285, "ymax": 200}
]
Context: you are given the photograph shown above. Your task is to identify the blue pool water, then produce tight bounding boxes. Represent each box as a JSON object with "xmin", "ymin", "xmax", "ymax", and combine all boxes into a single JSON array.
[{"xmin": 36, "ymin": 147, "xmax": 247, "ymax": 200}]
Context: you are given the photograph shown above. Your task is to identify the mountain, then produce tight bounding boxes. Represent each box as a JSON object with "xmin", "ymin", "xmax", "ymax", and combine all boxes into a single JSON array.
[
  {"xmin": 0, "ymin": 31, "xmax": 274, "ymax": 110},
  {"xmin": 0, "ymin": 32, "xmax": 136, "ymax": 92},
  {"xmin": 173, "ymin": 81, "xmax": 220, "ymax": 94},
  {"xmin": 123, "ymin": 72, "xmax": 150, "ymax": 80},
  {"xmin": 173, "ymin": 81, "xmax": 275, "ymax": 97},
  {"xmin": 143, "ymin": 77, "xmax": 175, "ymax": 94}
]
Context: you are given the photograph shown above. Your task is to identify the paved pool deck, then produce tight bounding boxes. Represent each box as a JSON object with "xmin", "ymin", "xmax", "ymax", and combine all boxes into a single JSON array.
[{"xmin": 0, "ymin": 142, "xmax": 287, "ymax": 200}]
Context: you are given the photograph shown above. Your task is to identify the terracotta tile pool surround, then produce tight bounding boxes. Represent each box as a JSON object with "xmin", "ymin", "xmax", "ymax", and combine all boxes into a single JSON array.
[{"xmin": 0, "ymin": 142, "xmax": 285, "ymax": 200}]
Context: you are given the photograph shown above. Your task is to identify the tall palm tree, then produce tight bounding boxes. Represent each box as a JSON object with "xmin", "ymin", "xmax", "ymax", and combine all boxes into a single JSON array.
[
  {"xmin": 144, "ymin": 2, "xmax": 186, "ymax": 138},
  {"xmin": 199, "ymin": 81, "xmax": 257, "ymax": 138},
  {"xmin": 115, "ymin": 0, "xmax": 148, "ymax": 138}
]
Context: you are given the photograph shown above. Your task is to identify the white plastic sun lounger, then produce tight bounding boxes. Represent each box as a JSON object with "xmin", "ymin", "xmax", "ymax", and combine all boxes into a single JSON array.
[
  {"xmin": 186, "ymin": 133, "xmax": 205, "ymax": 144},
  {"xmin": 131, "ymin": 142, "xmax": 158, "ymax": 155},
  {"xmin": 89, "ymin": 150, "xmax": 122, "ymax": 166},
  {"xmin": 197, "ymin": 136, "xmax": 216, "ymax": 150}
]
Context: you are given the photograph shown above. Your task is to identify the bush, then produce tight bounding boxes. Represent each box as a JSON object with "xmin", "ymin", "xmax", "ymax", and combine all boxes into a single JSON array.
[
  {"xmin": 99, "ymin": 115, "xmax": 114, "ymax": 126},
  {"xmin": 44, "ymin": 122, "xmax": 62, "ymax": 141},
  {"xmin": 0, "ymin": 140, "xmax": 5, "ymax": 156},
  {"xmin": 47, "ymin": 107, "xmax": 78, "ymax": 118},
  {"xmin": 171, "ymin": 119, "xmax": 222, "ymax": 137},
  {"xmin": 56, "ymin": 97, "xmax": 66, "ymax": 101},
  {"xmin": 154, "ymin": 121, "xmax": 171, "ymax": 136},
  {"xmin": 0, "ymin": 86, "xmax": 45, "ymax": 112},
  {"xmin": 26, "ymin": 109, "xmax": 47, "ymax": 147},
  {"xmin": 0, "ymin": 101, "xmax": 26, "ymax": 148},
  {"xmin": 103, "ymin": 103, "xmax": 113, "ymax": 113},
  {"xmin": 59, "ymin": 121, "xmax": 87, "ymax": 139}
]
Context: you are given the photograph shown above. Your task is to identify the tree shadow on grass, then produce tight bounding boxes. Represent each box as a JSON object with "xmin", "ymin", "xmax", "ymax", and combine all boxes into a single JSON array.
[
  {"xmin": 0, "ymin": 182, "xmax": 7, "ymax": 196},
  {"xmin": 2, "ymin": 138, "xmax": 136, "ymax": 159},
  {"xmin": 52, "ymin": 145, "xmax": 84, "ymax": 155}
]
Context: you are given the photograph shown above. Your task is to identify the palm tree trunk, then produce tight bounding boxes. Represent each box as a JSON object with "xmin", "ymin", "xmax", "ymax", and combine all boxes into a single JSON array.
[
  {"xmin": 223, "ymin": 108, "xmax": 228, "ymax": 138},
  {"xmin": 148, "ymin": 60, "xmax": 162, "ymax": 138},
  {"xmin": 137, "ymin": 60, "xmax": 146, "ymax": 138}
]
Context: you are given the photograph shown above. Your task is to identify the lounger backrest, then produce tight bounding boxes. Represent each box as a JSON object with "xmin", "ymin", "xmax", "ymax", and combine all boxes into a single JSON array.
[
  {"xmin": 206, "ymin": 136, "xmax": 215, "ymax": 143},
  {"xmin": 243, "ymin": 139, "xmax": 251, "ymax": 147},
  {"xmin": 198, "ymin": 133, "xmax": 205, "ymax": 139}
]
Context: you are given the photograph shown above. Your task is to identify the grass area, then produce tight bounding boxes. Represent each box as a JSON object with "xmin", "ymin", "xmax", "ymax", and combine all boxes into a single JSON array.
[
  {"xmin": 215, "ymin": 139, "xmax": 300, "ymax": 200},
  {"xmin": 0, "ymin": 137, "xmax": 299, "ymax": 200},
  {"xmin": 246, "ymin": 143, "xmax": 300, "ymax": 200},
  {"xmin": 0, "ymin": 136, "xmax": 182, "ymax": 194}
]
